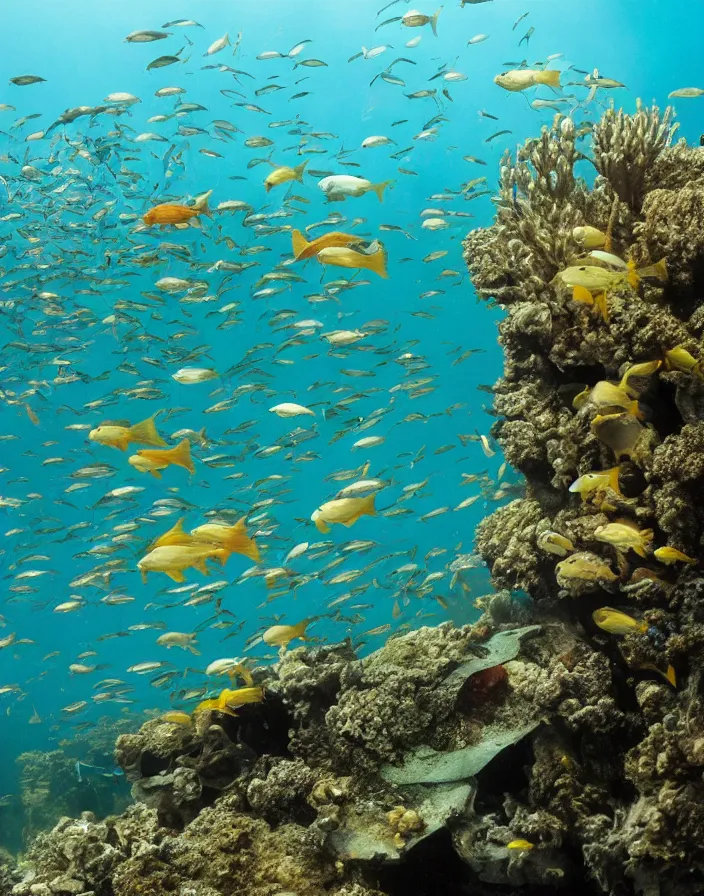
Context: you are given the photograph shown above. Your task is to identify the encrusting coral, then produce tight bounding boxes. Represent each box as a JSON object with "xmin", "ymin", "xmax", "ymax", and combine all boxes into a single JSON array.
[{"xmin": 11, "ymin": 101, "xmax": 704, "ymax": 896}]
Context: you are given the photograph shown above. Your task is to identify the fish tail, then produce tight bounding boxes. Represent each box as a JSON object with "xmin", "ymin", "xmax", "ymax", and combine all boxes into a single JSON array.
[
  {"xmin": 595, "ymin": 292, "xmax": 609, "ymax": 322},
  {"xmin": 295, "ymin": 619, "xmax": 311, "ymax": 641},
  {"xmin": 666, "ymin": 665, "xmax": 677, "ymax": 687},
  {"xmin": 169, "ymin": 438, "xmax": 195, "ymax": 474},
  {"xmin": 538, "ymin": 69, "xmax": 561, "ymax": 88},
  {"xmin": 129, "ymin": 415, "xmax": 167, "ymax": 447},
  {"xmin": 430, "ymin": 7, "xmax": 442, "ymax": 36},
  {"xmin": 227, "ymin": 517, "xmax": 260, "ymax": 562},
  {"xmin": 626, "ymin": 261, "xmax": 640, "ymax": 289},
  {"xmin": 608, "ymin": 466, "xmax": 622, "ymax": 495},
  {"xmin": 639, "ymin": 257, "xmax": 668, "ymax": 281},
  {"xmin": 294, "ymin": 159, "xmax": 309, "ymax": 182},
  {"xmin": 194, "ymin": 189, "xmax": 212, "ymax": 217},
  {"xmin": 572, "ymin": 284, "xmax": 594, "ymax": 306},
  {"xmin": 363, "ymin": 494, "xmax": 377, "ymax": 516},
  {"xmin": 372, "ymin": 179, "xmax": 393, "ymax": 202},
  {"xmin": 291, "ymin": 228, "xmax": 310, "ymax": 260},
  {"xmin": 368, "ymin": 248, "xmax": 389, "ymax": 279}
]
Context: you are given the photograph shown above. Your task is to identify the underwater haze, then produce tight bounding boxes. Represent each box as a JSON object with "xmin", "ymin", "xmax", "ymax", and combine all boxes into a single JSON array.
[{"xmin": 0, "ymin": 0, "xmax": 701, "ymax": 838}]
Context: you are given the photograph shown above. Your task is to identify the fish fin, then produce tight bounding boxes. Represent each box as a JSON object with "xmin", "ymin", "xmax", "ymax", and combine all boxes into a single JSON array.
[
  {"xmin": 595, "ymin": 292, "xmax": 609, "ymax": 322},
  {"xmin": 314, "ymin": 516, "xmax": 331, "ymax": 534},
  {"xmin": 572, "ymin": 284, "xmax": 594, "ymax": 306},
  {"xmin": 666, "ymin": 665, "xmax": 677, "ymax": 687},
  {"xmin": 169, "ymin": 438, "xmax": 195, "ymax": 474},
  {"xmin": 430, "ymin": 7, "xmax": 442, "ymax": 36},
  {"xmin": 294, "ymin": 160, "xmax": 309, "ymax": 182},
  {"xmin": 149, "ymin": 469, "xmax": 162, "ymax": 479},
  {"xmin": 226, "ymin": 518, "xmax": 260, "ymax": 562},
  {"xmin": 295, "ymin": 619, "xmax": 311, "ymax": 641},
  {"xmin": 368, "ymin": 248, "xmax": 389, "ymax": 279},
  {"xmin": 607, "ymin": 466, "xmax": 622, "ymax": 495},
  {"xmin": 115, "ymin": 435, "xmax": 131, "ymax": 451},
  {"xmin": 372, "ymin": 179, "xmax": 393, "ymax": 202},
  {"xmin": 140, "ymin": 568, "xmax": 148, "ymax": 585},
  {"xmin": 194, "ymin": 558, "xmax": 211, "ymax": 576},
  {"xmin": 187, "ymin": 645, "xmax": 201, "ymax": 656},
  {"xmin": 538, "ymin": 69, "xmax": 561, "ymax": 88},
  {"xmin": 129, "ymin": 415, "xmax": 167, "ymax": 448},
  {"xmin": 291, "ymin": 228, "xmax": 309, "ymax": 260},
  {"xmin": 165, "ymin": 570, "xmax": 186, "ymax": 583}
]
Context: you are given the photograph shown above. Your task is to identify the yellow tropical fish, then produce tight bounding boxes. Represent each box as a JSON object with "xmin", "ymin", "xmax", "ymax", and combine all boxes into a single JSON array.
[
  {"xmin": 161, "ymin": 711, "xmax": 193, "ymax": 725},
  {"xmin": 151, "ymin": 517, "xmax": 195, "ymax": 551},
  {"xmin": 665, "ymin": 346, "xmax": 701, "ymax": 374},
  {"xmin": 592, "ymin": 607, "xmax": 647, "ymax": 635},
  {"xmin": 195, "ymin": 686, "xmax": 265, "ymax": 719},
  {"xmin": 569, "ymin": 466, "xmax": 622, "ymax": 498},
  {"xmin": 137, "ymin": 544, "xmax": 228, "ymax": 583},
  {"xmin": 536, "ymin": 531, "xmax": 574, "ymax": 557},
  {"xmin": 190, "ymin": 518, "xmax": 260, "ymax": 563},
  {"xmin": 556, "ymin": 552, "xmax": 618, "ymax": 585},
  {"xmin": 554, "ymin": 257, "xmax": 666, "ymax": 292},
  {"xmin": 654, "ymin": 546, "xmax": 696, "ymax": 565},
  {"xmin": 507, "ymin": 839, "xmax": 534, "ymax": 851},
  {"xmin": 89, "ymin": 415, "xmax": 166, "ymax": 451},
  {"xmin": 263, "ymin": 619, "xmax": 311, "ymax": 648},
  {"xmin": 311, "ymin": 495, "xmax": 377, "ymax": 534},
  {"xmin": 494, "ymin": 69, "xmax": 560, "ymax": 91},
  {"xmin": 591, "ymin": 412, "xmax": 645, "ymax": 460},
  {"xmin": 572, "ymin": 225, "xmax": 607, "ymax": 249},
  {"xmin": 129, "ymin": 438, "xmax": 195, "ymax": 477},
  {"xmin": 619, "ymin": 360, "xmax": 661, "ymax": 397},
  {"xmin": 571, "ymin": 284, "xmax": 608, "ymax": 322},
  {"xmin": 594, "ymin": 520, "xmax": 653, "ymax": 558},
  {"xmin": 291, "ymin": 229, "xmax": 362, "ymax": 260},
  {"xmin": 317, "ymin": 245, "xmax": 388, "ymax": 278},
  {"xmin": 264, "ymin": 160, "xmax": 308, "ymax": 192},
  {"xmin": 581, "ymin": 381, "xmax": 643, "ymax": 419}
]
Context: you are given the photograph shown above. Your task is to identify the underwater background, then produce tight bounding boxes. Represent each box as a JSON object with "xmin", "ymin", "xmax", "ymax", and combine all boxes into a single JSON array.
[{"xmin": 1, "ymin": 0, "xmax": 703, "ymax": 850}]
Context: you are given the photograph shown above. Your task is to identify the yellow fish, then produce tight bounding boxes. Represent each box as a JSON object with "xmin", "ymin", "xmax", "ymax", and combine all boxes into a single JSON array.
[
  {"xmin": 161, "ymin": 711, "xmax": 193, "ymax": 725},
  {"xmin": 554, "ymin": 257, "xmax": 666, "ymax": 292},
  {"xmin": 654, "ymin": 546, "xmax": 696, "ymax": 565},
  {"xmin": 494, "ymin": 69, "xmax": 560, "ymax": 91},
  {"xmin": 619, "ymin": 360, "xmax": 661, "ymax": 397},
  {"xmin": 195, "ymin": 686, "xmax": 265, "ymax": 719},
  {"xmin": 317, "ymin": 245, "xmax": 388, "ymax": 278},
  {"xmin": 665, "ymin": 346, "xmax": 701, "ymax": 374},
  {"xmin": 572, "ymin": 225, "xmax": 607, "ymax": 249},
  {"xmin": 89, "ymin": 415, "xmax": 166, "ymax": 451},
  {"xmin": 579, "ymin": 381, "xmax": 643, "ymax": 419},
  {"xmin": 264, "ymin": 160, "xmax": 308, "ymax": 192},
  {"xmin": 591, "ymin": 412, "xmax": 645, "ymax": 460},
  {"xmin": 592, "ymin": 607, "xmax": 647, "ymax": 635},
  {"xmin": 569, "ymin": 466, "xmax": 622, "ymax": 498},
  {"xmin": 190, "ymin": 518, "xmax": 260, "ymax": 563},
  {"xmin": 151, "ymin": 517, "xmax": 195, "ymax": 551},
  {"xmin": 291, "ymin": 229, "xmax": 363, "ymax": 260},
  {"xmin": 129, "ymin": 438, "xmax": 195, "ymax": 477},
  {"xmin": 536, "ymin": 531, "xmax": 574, "ymax": 557},
  {"xmin": 556, "ymin": 552, "xmax": 618, "ymax": 585},
  {"xmin": 506, "ymin": 839, "xmax": 534, "ymax": 851},
  {"xmin": 137, "ymin": 544, "xmax": 228, "ymax": 583},
  {"xmin": 263, "ymin": 619, "xmax": 311, "ymax": 648},
  {"xmin": 311, "ymin": 495, "xmax": 377, "ymax": 534},
  {"xmin": 594, "ymin": 520, "xmax": 653, "ymax": 558}
]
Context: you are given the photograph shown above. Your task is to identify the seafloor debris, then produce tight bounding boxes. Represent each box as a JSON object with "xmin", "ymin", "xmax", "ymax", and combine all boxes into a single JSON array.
[{"xmin": 10, "ymin": 102, "xmax": 704, "ymax": 896}]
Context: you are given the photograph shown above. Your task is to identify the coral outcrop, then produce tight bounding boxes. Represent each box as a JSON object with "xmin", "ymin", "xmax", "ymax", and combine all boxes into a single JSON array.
[{"xmin": 465, "ymin": 101, "xmax": 704, "ymax": 893}]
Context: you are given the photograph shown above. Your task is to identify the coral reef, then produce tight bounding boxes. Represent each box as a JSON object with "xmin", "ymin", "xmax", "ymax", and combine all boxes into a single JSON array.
[{"xmin": 464, "ymin": 101, "xmax": 704, "ymax": 893}]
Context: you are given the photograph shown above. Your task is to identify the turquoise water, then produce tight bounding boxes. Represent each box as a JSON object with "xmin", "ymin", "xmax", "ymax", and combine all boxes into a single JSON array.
[{"xmin": 0, "ymin": 0, "xmax": 700, "ymax": 812}]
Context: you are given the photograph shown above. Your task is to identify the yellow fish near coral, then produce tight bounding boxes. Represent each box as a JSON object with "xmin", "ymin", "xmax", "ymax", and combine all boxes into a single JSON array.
[
  {"xmin": 569, "ymin": 466, "xmax": 622, "ymax": 499},
  {"xmin": 190, "ymin": 518, "xmax": 260, "ymax": 563},
  {"xmin": 195, "ymin": 686, "xmax": 265, "ymax": 719},
  {"xmin": 138, "ymin": 544, "xmax": 228, "ymax": 583},
  {"xmin": 575, "ymin": 381, "xmax": 643, "ymax": 419},
  {"xmin": 665, "ymin": 346, "xmax": 701, "ymax": 374},
  {"xmin": 506, "ymin": 839, "xmax": 534, "ymax": 851},
  {"xmin": 554, "ymin": 257, "xmax": 667, "ymax": 292},
  {"xmin": 311, "ymin": 495, "xmax": 377, "ymax": 533},
  {"xmin": 556, "ymin": 552, "xmax": 618, "ymax": 585},
  {"xmin": 619, "ymin": 360, "xmax": 661, "ymax": 396},
  {"xmin": 594, "ymin": 520, "xmax": 653, "ymax": 558},
  {"xmin": 591, "ymin": 412, "xmax": 644, "ymax": 460},
  {"xmin": 317, "ymin": 245, "xmax": 388, "ymax": 278},
  {"xmin": 572, "ymin": 225, "xmax": 607, "ymax": 249},
  {"xmin": 89, "ymin": 415, "xmax": 166, "ymax": 451},
  {"xmin": 536, "ymin": 531, "xmax": 574, "ymax": 557},
  {"xmin": 263, "ymin": 619, "xmax": 311, "ymax": 648},
  {"xmin": 264, "ymin": 160, "xmax": 308, "ymax": 192},
  {"xmin": 571, "ymin": 284, "xmax": 609, "ymax": 322},
  {"xmin": 128, "ymin": 438, "xmax": 195, "ymax": 477},
  {"xmin": 593, "ymin": 607, "xmax": 647, "ymax": 635},
  {"xmin": 654, "ymin": 546, "xmax": 696, "ymax": 565}
]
